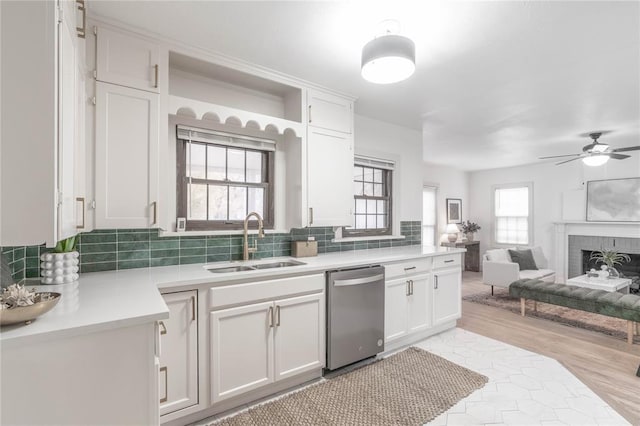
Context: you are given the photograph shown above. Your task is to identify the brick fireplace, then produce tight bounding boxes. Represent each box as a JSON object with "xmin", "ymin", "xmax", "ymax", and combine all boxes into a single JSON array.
[{"xmin": 554, "ymin": 222, "xmax": 640, "ymax": 283}]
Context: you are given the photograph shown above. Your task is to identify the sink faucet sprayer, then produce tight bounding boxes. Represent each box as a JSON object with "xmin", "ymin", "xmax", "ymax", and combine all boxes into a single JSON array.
[{"xmin": 243, "ymin": 212, "xmax": 265, "ymax": 261}]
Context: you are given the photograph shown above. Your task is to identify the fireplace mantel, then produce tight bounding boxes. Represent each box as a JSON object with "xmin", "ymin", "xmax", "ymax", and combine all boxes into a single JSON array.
[{"xmin": 554, "ymin": 221, "xmax": 640, "ymax": 281}]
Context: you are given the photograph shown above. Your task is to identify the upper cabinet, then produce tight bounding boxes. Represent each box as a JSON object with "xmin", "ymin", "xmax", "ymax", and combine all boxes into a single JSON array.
[
  {"xmin": 93, "ymin": 25, "xmax": 162, "ymax": 229},
  {"xmin": 95, "ymin": 82, "xmax": 160, "ymax": 229},
  {"xmin": 96, "ymin": 26, "xmax": 161, "ymax": 93},
  {"xmin": 0, "ymin": 0, "xmax": 85, "ymax": 247},
  {"xmin": 307, "ymin": 90, "xmax": 353, "ymax": 134},
  {"xmin": 305, "ymin": 90, "xmax": 354, "ymax": 227}
]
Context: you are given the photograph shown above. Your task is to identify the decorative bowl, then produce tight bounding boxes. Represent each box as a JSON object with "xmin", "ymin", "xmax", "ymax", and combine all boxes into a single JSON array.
[{"xmin": 0, "ymin": 292, "xmax": 62, "ymax": 326}]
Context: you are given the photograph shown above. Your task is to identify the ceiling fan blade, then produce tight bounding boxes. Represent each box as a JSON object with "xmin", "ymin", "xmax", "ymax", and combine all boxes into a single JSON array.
[
  {"xmin": 611, "ymin": 146, "xmax": 640, "ymax": 153},
  {"xmin": 556, "ymin": 157, "xmax": 583, "ymax": 165},
  {"xmin": 539, "ymin": 153, "xmax": 581, "ymax": 159},
  {"xmin": 582, "ymin": 143, "xmax": 596, "ymax": 152},
  {"xmin": 607, "ymin": 153, "xmax": 631, "ymax": 160}
]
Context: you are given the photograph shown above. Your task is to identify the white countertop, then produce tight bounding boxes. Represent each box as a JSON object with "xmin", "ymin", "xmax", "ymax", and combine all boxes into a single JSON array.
[{"xmin": 0, "ymin": 245, "xmax": 464, "ymax": 347}]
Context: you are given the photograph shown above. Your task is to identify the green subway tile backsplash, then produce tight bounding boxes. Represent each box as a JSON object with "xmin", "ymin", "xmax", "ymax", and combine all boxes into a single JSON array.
[{"xmin": 1, "ymin": 221, "xmax": 421, "ymax": 282}]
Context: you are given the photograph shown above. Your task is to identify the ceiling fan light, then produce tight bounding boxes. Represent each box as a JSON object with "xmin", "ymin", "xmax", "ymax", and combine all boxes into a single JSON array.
[
  {"xmin": 582, "ymin": 154, "xmax": 609, "ymax": 167},
  {"xmin": 592, "ymin": 144, "xmax": 609, "ymax": 153},
  {"xmin": 361, "ymin": 34, "xmax": 415, "ymax": 84}
]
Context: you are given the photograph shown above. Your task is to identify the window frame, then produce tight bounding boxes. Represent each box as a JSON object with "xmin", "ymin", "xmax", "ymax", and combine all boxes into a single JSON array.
[
  {"xmin": 176, "ymin": 138, "xmax": 275, "ymax": 231},
  {"xmin": 343, "ymin": 164, "xmax": 393, "ymax": 237},
  {"xmin": 492, "ymin": 182, "xmax": 533, "ymax": 247},
  {"xmin": 422, "ymin": 185, "xmax": 438, "ymax": 246}
]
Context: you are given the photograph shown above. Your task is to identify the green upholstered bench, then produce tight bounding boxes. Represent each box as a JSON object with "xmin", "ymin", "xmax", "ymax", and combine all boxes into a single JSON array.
[{"xmin": 509, "ymin": 278, "xmax": 640, "ymax": 344}]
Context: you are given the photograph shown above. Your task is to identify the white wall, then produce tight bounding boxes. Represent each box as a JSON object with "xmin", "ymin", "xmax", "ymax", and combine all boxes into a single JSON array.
[
  {"xmin": 423, "ymin": 163, "xmax": 469, "ymax": 242},
  {"xmin": 354, "ymin": 115, "xmax": 423, "ymax": 230},
  {"xmin": 468, "ymin": 152, "xmax": 640, "ymax": 270}
]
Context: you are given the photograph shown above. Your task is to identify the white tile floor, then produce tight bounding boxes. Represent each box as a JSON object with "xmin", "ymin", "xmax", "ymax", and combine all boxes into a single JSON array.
[{"xmin": 418, "ymin": 328, "xmax": 629, "ymax": 426}]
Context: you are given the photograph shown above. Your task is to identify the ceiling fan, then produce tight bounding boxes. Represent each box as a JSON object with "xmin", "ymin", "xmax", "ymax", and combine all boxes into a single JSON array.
[{"xmin": 540, "ymin": 131, "xmax": 640, "ymax": 166}]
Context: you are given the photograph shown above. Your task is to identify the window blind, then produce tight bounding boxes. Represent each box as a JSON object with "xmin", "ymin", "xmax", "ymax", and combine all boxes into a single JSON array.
[{"xmin": 177, "ymin": 125, "xmax": 276, "ymax": 152}]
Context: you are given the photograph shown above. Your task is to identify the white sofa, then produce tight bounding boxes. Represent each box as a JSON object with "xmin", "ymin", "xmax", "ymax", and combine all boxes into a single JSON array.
[{"xmin": 482, "ymin": 247, "xmax": 556, "ymax": 294}]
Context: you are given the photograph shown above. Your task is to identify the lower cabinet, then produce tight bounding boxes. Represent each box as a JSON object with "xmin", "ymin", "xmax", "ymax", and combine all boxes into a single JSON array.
[
  {"xmin": 159, "ymin": 290, "xmax": 198, "ymax": 417},
  {"xmin": 210, "ymin": 291, "xmax": 324, "ymax": 404},
  {"xmin": 432, "ymin": 267, "xmax": 462, "ymax": 326},
  {"xmin": 384, "ymin": 273, "xmax": 431, "ymax": 343}
]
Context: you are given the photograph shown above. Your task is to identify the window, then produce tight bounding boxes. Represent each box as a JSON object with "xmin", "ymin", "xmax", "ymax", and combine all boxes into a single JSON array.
[
  {"xmin": 177, "ymin": 126, "xmax": 274, "ymax": 230},
  {"xmin": 344, "ymin": 157, "xmax": 393, "ymax": 237},
  {"xmin": 422, "ymin": 186, "xmax": 437, "ymax": 245},
  {"xmin": 493, "ymin": 183, "xmax": 532, "ymax": 245}
]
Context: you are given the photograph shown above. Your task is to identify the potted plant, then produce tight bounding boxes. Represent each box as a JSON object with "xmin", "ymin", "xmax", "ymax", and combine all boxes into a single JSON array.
[
  {"xmin": 40, "ymin": 236, "xmax": 80, "ymax": 284},
  {"xmin": 460, "ymin": 221, "xmax": 481, "ymax": 242},
  {"xmin": 590, "ymin": 248, "xmax": 630, "ymax": 279}
]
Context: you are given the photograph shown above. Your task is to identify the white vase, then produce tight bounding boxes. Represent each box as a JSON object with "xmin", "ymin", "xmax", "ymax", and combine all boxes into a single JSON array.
[
  {"xmin": 40, "ymin": 251, "xmax": 79, "ymax": 284},
  {"xmin": 465, "ymin": 232, "xmax": 474, "ymax": 242}
]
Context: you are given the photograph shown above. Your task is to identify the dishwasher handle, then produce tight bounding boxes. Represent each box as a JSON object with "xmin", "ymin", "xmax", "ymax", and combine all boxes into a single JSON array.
[{"xmin": 333, "ymin": 274, "xmax": 384, "ymax": 287}]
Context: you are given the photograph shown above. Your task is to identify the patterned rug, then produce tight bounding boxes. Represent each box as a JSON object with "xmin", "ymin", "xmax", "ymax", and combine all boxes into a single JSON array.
[
  {"xmin": 212, "ymin": 347, "xmax": 488, "ymax": 426},
  {"xmin": 463, "ymin": 287, "xmax": 635, "ymax": 343}
]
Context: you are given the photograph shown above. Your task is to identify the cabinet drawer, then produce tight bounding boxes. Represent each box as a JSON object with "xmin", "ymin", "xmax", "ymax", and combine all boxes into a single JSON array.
[
  {"xmin": 384, "ymin": 258, "xmax": 430, "ymax": 279},
  {"xmin": 210, "ymin": 274, "xmax": 324, "ymax": 310},
  {"xmin": 433, "ymin": 254, "xmax": 461, "ymax": 269}
]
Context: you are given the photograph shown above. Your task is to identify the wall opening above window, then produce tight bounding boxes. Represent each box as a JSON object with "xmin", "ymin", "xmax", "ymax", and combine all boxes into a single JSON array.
[
  {"xmin": 176, "ymin": 125, "xmax": 275, "ymax": 231},
  {"xmin": 343, "ymin": 156, "xmax": 394, "ymax": 237}
]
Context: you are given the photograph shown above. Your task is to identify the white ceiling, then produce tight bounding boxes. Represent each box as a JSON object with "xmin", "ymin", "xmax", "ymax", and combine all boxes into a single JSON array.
[{"xmin": 89, "ymin": 1, "xmax": 640, "ymax": 171}]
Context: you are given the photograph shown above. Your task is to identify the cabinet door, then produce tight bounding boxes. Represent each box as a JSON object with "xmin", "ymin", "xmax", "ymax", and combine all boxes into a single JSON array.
[
  {"xmin": 307, "ymin": 90, "xmax": 352, "ymax": 134},
  {"xmin": 95, "ymin": 81, "xmax": 159, "ymax": 228},
  {"xmin": 56, "ymin": 0, "xmax": 79, "ymax": 241},
  {"xmin": 274, "ymin": 293, "xmax": 324, "ymax": 381},
  {"xmin": 307, "ymin": 128, "xmax": 353, "ymax": 227},
  {"xmin": 384, "ymin": 277, "xmax": 409, "ymax": 343},
  {"xmin": 96, "ymin": 26, "xmax": 160, "ymax": 93},
  {"xmin": 407, "ymin": 274, "xmax": 431, "ymax": 333},
  {"xmin": 210, "ymin": 301, "xmax": 274, "ymax": 403},
  {"xmin": 432, "ymin": 268, "xmax": 462, "ymax": 326},
  {"xmin": 159, "ymin": 291, "xmax": 198, "ymax": 416}
]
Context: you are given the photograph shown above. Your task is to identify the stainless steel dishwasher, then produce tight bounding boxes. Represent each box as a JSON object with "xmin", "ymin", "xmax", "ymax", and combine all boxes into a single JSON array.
[{"xmin": 326, "ymin": 265, "xmax": 385, "ymax": 370}]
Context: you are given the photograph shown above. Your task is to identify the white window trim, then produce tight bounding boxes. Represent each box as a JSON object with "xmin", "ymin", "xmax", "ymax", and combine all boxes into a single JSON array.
[
  {"xmin": 491, "ymin": 182, "xmax": 534, "ymax": 247},
  {"xmin": 422, "ymin": 184, "xmax": 439, "ymax": 247}
]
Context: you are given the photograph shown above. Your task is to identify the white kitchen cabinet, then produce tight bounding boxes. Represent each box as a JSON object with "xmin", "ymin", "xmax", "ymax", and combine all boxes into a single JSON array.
[
  {"xmin": 95, "ymin": 81, "xmax": 160, "ymax": 228},
  {"xmin": 0, "ymin": 0, "xmax": 84, "ymax": 246},
  {"xmin": 210, "ymin": 274, "xmax": 325, "ymax": 404},
  {"xmin": 210, "ymin": 301, "xmax": 275, "ymax": 403},
  {"xmin": 384, "ymin": 273, "xmax": 431, "ymax": 344},
  {"xmin": 159, "ymin": 290, "xmax": 198, "ymax": 417},
  {"xmin": 432, "ymin": 267, "xmax": 462, "ymax": 326},
  {"xmin": 307, "ymin": 89, "xmax": 353, "ymax": 134},
  {"xmin": 274, "ymin": 293, "xmax": 324, "ymax": 381},
  {"xmin": 306, "ymin": 128, "xmax": 353, "ymax": 227},
  {"xmin": 96, "ymin": 25, "xmax": 161, "ymax": 93}
]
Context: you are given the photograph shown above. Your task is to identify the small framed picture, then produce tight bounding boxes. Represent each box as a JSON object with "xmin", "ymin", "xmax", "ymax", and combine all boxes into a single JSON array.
[{"xmin": 446, "ymin": 198, "xmax": 462, "ymax": 224}]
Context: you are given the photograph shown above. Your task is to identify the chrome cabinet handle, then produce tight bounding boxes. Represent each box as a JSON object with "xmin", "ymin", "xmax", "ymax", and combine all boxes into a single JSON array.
[
  {"xmin": 268, "ymin": 306, "xmax": 274, "ymax": 328},
  {"xmin": 434, "ymin": 275, "xmax": 439, "ymax": 289},
  {"xmin": 76, "ymin": 0, "xmax": 86, "ymax": 38},
  {"xmin": 309, "ymin": 207, "xmax": 313, "ymax": 225},
  {"xmin": 190, "ymin": 296, "xmax": 195, "ymax": 322},
  {"xmin": 153, "ymin": 64, "xmax": 159, "ymax": 88},
  {"xmin": 151, "ymin": 201, "xmax": 158, "ymax": 226},
  {"xmin": 444, "ymin": 259, "xmax": 454, "ymax": 263},
  {"xmin": 158, "ymin": 320, "xmax": 167, "ymax": 335},
  {"xmin": 404, "ymin": 266, "xmax": 416, "ymax": 271},
  {"xmin": 76, "ymin": 197, "xmax": 85, "ymax": 229},
  {"xmin": 275, "ymin": 305, "xmax": 281, "ymax": 327},
  {"xmin": 159, "ymin": 366, "xmax": 168, "ymax": 403},
  {"xmin": 308, "ymin": 105, "xmax": 312, "ymax": 123},
  {"xmin": 406, "ymin": 280, "xmax": 410, "ymax": 296},
  {"xmin": 410, "ymin": 280, "xmax": 414, "ymax": 295}
]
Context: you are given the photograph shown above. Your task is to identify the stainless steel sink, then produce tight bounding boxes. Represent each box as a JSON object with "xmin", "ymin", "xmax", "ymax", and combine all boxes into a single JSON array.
[
  {"xmin": 252, "ymin": 260, "xmax": 306, "ymax": 269},
  {"xmin": 205, "ymin": 259, "xmax": 306, "ymax": 273},
  {"xmin": 207, "ymin": 265, "xmax": 257, "ymax": 273}
]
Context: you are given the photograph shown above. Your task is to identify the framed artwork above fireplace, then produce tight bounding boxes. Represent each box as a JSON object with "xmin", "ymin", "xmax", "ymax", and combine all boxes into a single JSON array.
[{"xmin": 586, "ymin": 177, "xmax": 640, "ymax": 222}]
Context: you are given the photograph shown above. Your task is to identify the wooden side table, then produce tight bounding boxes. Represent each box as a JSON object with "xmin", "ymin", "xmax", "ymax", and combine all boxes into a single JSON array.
[{"xmin": 441, "ymin": 241, "xmax": 480, "ymax": 272}]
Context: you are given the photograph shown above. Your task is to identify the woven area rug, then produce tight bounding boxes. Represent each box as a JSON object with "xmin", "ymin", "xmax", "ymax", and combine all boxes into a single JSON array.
[
  {"xmin": 213, "ymin": 347, "xmax": 488, "ymax": 426},
  {"xmin": 463, "ymin": 287, "xmax": 636, "ymax": 343}
]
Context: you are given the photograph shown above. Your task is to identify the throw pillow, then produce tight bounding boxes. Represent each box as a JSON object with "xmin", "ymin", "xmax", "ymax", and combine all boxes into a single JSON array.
[{"xmin": 508, "ymin": 249, "xmax": 539, "ymax": 270}]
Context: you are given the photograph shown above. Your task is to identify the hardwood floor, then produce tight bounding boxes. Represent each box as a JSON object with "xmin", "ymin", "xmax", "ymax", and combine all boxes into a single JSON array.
[{"xmin": 459, "ymin": 272, "xmax": 640, "ymax": 424}]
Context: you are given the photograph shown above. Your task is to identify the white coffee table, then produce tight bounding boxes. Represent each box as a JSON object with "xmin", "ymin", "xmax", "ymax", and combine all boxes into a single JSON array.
[{"xmin": 567, "ymin": 274, "xmax": 631, "ymax": 293}]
